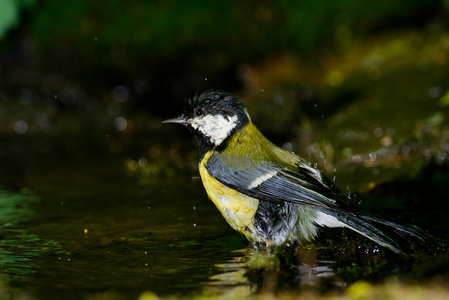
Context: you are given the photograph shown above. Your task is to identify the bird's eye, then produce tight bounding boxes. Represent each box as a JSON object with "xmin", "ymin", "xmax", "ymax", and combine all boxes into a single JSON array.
[{"xmin": 195, "ymin": 107, "xmax": 204, "ymax": 116}]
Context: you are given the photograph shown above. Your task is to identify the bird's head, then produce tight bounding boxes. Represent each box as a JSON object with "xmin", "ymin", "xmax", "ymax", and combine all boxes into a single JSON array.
[{"xmin": 164, "ymin": 90, "xmax": 250, "ymax": 151}]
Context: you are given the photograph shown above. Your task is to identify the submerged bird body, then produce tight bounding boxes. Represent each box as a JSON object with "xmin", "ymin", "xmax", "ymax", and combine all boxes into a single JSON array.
[{"xmin": 164, "ymin": 90, "xmax": 433, "ymax": 254}]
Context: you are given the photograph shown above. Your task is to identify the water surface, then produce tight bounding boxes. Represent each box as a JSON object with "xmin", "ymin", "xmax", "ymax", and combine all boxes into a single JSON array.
[{"xmin": 0, "ymin": 143, "xmax": 447, "ymax": 300}]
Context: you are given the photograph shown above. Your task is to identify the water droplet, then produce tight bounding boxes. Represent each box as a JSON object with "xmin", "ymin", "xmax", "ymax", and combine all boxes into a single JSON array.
[
  {"xmin": 381, "ymin": 136, "xmax": 393, "ymax": 147},
  {"xmin": 114, "ymin": 117, "xmax": 127, "ymax": 131},
  {"xmin": 374, "ymin": 127, "xmax": 383, "ymax": 137},
  {"xmin": 282, "ymin": 142, "xmax": 293, "ymax": 151},
  {"xmin": 319, "ymin": 152, "xmax": 326, "ymax": 163},
  {"xmin": 111, "ymin": 85, "xmax": 129, "ymax": 103},
  {"xmin": 14, "ymin": 120, "xmax": 28, "ymax": 134},
  {"xmin": 138, "ymin": 158, "xmax": 147, "ymax": 167}
]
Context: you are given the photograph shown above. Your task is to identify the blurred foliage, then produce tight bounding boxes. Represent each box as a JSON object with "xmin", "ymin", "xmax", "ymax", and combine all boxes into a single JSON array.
[
  {"xmin": 1, "ymin": 0, "xmax": 448, "ymax": 195},
  {"xmin": 29, "ymin": 0, "xmax": 439, "ymax": 58},
  {"xmin": 236, "ymin": 29, "xmax": 449, "ymax": 193},
  {"xmin": 21, "ymin": 0, "xmax": 440, "ymax": 99},
  {"xmin": 0, "ymin": 0, "xmax": 34, "ymax": 39}
]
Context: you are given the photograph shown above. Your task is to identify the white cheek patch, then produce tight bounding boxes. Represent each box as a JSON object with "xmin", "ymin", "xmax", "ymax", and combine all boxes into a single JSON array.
[{"xmin": 190, "ymin": 114, "xmax": 239, "ymax": 146}]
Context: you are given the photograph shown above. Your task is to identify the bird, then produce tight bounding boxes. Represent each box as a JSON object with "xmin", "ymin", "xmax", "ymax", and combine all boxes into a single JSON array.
[{"xmin": 163, "ymin": 90, "xmax": 434, "ymax": 254}]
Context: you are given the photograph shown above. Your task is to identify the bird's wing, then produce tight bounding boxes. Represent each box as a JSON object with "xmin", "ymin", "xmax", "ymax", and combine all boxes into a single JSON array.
[
  {"xmin": 206, "ymin": 153, "xmax": 436, "ymax": 254},
  {"xmin": 206, "ymin": 153, "xmax": 344, "ymax": 210}
]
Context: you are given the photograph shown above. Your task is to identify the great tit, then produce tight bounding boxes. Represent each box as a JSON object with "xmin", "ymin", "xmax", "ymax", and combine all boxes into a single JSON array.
[{"xmin": 164, "ymin": 90, "xmax": 434, "ymax": 254}]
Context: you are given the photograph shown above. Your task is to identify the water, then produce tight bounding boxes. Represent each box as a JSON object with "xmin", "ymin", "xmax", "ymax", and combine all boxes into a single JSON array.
[
  {"xmin": 0, "ymin": 141, "xmax": 447, "ymax": 300},
  {"xmin": 0, "ymin": 149, "xmax": 247, "ymax": 299}
]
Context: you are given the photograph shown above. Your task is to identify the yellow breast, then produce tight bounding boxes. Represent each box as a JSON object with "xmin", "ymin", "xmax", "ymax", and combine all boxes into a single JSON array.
[{"xmin": 199, "ymin": 153, "xmax": 259, "ymax": 238}]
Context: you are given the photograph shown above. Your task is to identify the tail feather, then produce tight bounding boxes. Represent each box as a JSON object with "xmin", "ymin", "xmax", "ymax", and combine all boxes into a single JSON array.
[
  {"xmin": 359, "ymin": 214, "xmax": 436, "ymax": 245},
  {"xmin": 323, "ymin": 209, "xmax": 435, "ymax": 254}
]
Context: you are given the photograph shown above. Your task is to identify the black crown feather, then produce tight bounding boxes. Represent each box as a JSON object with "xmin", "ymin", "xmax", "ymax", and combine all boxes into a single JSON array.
[{"xmin": 183, "ymin": 90, "xmax": 246, "ymax": 119}]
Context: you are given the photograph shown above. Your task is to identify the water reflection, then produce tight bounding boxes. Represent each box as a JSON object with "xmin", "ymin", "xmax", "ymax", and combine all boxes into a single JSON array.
[
  {"xmin": 205, "ymin": 250, "xmax": 254, "ymax": 298},
  {"xmin": 0, "ymin": 188, "xmax": 45, "ymax": 297},
  {"xmin": 203, "ymin": 245, "xmax": 340, "ymax": 298}
]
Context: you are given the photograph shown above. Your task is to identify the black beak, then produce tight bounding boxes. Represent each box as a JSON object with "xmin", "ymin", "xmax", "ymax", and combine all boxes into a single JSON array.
[{"xmin": 162, "ymin": 116, "xmax": 191, "ymax": 125}]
